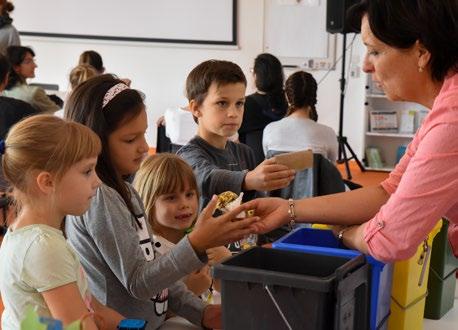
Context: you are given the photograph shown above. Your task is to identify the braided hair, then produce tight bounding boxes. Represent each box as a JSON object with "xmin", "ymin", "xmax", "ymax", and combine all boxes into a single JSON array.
[{"xmin": 284, "ymin": 71, "xmax": 318, "ymax": 121}]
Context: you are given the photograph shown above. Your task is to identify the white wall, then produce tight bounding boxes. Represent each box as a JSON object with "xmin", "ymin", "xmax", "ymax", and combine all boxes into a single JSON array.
[{"xmin": 16, "ymin": 0, "xmax": 367, "ymax": 159}]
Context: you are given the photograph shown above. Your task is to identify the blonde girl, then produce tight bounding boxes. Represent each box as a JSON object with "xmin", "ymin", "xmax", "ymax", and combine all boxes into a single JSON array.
[
  {"xmin": 0, "ymin": 115, "xmax": 123, "ymax": 329},
  {"xmin": 134, "ymin": 153, "xmax": 231, "ymax": 299},
  {"xmin": 69, "ymin": 64, "xmax": 98, "ymax": 90}
]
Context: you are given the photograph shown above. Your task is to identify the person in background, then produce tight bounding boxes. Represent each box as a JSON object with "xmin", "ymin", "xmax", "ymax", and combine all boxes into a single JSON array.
[
  {"xmin": 2, "ymin": 46, "xmax": 61, "ymax": 113},
  {"xmin": 0, "ymin": 115, "xmax": 124, "ymax": 329},
  {"xmin": 263, "ymin": 70, "xmax": 338, "ymax": 163},
  {"xmin": 0, "ymin": 0, "xmax": 19, "ymax": 54},
  {"xmin": 0, "ymin": 53, "xmax": 36, "ymax": 142},
  {"xmin": 51, "ymin": 64, "xmax": 99, "ymax": 119},
  {"xmin": 246, "ymin": 0, "xmax": 458, "ymax": 263},
  {"xmin": 69, "ymin": 64, "xmax": 97, "ymax": 91},
  {"xmin": 0, "ymin": 52, "xmax": 36, "ymax": 246},
  {"xmin": 0, "ymin": 53, "xmax": 36, "ymax": 193},
  {"xmin": 78, "ymin": 50, "xmax": 131, "ymax": 86},
  {"xmin": 238, "ymin": 53, "xmax": 288, "ymax": 165},
  {"xmin": 78, "ymin": 50, "xmax": 105, "ymax": 75}
]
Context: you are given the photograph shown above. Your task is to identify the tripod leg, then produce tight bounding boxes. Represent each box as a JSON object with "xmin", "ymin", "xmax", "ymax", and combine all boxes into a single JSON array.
[
  {"xmin": 340, "ymin": 141, "xmax": 352, "ymax": 180},
  {"xmin": 344, "ymin": 140, "xmax": 365, "ymax": 172}
]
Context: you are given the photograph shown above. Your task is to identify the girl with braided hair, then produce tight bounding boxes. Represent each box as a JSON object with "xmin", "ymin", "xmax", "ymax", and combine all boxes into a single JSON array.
[{"xmin": 262, "ymin": 70, "xmax": 338, "ymax": 163}]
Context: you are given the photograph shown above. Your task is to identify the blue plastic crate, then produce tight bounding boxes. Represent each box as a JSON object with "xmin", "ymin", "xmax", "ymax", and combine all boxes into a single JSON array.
[{"xmin": 273, "ymin": 227, "xmax": 393, "ymax": 330}]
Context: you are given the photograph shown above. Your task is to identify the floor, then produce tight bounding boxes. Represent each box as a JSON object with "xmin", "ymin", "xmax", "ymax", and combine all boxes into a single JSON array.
[
  {"xmin": 336, "ymin": 160, "xmax": 389, "ymax": 186},
  {"xmin": 424, "ymin": 280, "xmax": 458, "ymax": 330}
]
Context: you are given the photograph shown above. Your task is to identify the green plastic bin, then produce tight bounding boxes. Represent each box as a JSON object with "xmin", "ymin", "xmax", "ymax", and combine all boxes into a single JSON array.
[{"xmin": 424, "ymin": 219, "xmax": 458, "ymax": 319}]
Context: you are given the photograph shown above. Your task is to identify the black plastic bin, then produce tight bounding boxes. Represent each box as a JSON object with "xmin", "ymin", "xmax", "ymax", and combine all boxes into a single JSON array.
[{"xmin": 213, "ymin": 247, "xmax": 370, "ymax": 330}]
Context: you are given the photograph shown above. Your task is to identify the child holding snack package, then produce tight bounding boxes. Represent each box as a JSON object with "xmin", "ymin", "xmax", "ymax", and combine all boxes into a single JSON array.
[{"xmin": 134, "ymin": 153, "xmax": 231, "ymax": 303}]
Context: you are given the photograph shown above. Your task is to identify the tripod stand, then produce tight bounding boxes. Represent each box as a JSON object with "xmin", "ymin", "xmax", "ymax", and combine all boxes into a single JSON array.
[{"xmin": 337, "ymin": 33, "xmax": 365, "ymax": 180}]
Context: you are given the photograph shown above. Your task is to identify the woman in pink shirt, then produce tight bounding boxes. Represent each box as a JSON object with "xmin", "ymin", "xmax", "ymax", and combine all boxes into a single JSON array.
[{"xmin": 246, "ymin": 0, "xmax": 458, "ymax": 263}]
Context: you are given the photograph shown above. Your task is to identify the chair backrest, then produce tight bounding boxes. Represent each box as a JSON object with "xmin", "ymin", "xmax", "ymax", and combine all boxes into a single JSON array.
[
  {"xmin": 265, "ymin": 150, "xmax": 345, "ymax": 199},
  {"xmin": 313, "ymin": 153, "xmax": 346, "ymax": 196},
  {"xmin": 156, "ymin": 125, "xmax": 183, "ymax": 154},
  {"xmin": 156, "ymin": 124, "xmax": 172, "ymax": 153},
  {"xmin": 29, "ymin": 83, "xmax": 59, "ymax": 91}
]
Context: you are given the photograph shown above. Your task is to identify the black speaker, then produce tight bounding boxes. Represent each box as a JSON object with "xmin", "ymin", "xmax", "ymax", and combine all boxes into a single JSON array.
[{"xmin": 326, "ymin": 0, "xmax": 359, "ymax": 34}]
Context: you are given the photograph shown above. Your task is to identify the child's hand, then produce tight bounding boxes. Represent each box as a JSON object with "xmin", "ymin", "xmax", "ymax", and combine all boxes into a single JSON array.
[
  {"xmin": 188, "ymin": 195, "xmax": 260, "ymax": 253},
  {"xmin": 243, "ymin": 158, "xmax": 295, "ymax": 191},
  {"xmin": 202, "ymin": 304, "xmax": 222, "ymax": 329},
  {"xmin": 206, "ymin": 246, "xmax": 232, "ymax": 266},
  {"xmin": 184, "ymin": 265, "xmax": 212, "ymax": 296}
]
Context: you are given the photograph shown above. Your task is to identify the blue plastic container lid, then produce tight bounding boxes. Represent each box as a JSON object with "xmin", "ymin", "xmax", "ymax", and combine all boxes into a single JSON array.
[{"xmin": 273, "ymin": 227, "xmax": 386, "ymax": 269}]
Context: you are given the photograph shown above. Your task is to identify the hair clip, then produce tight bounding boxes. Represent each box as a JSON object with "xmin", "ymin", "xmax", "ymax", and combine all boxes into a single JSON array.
[
  {"xmin": 102, "ymin": 83, "xmax": 129, "ymax": 109},
  {"xmin": 0, "ymin": 140, "xmax": 5, "ymax": 155}
]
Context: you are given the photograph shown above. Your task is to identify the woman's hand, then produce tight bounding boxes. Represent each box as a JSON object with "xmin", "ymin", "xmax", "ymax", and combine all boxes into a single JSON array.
[
  {"xmin": 331, "ymin": 224, "xmax": 370, "ymax": 254},
  {"xmin": 188, "ymin": 195, "xmax": 260, "ymax": 253},
  {"xmin": 243, "ymin": 197, "xmax": 290, "ymax": 234},
  {"xmin": 206, "ymin": 246, "xmax": 232, "ymax": 266},
  {"xmin": 202, "ymin": 304, "xmax": 221, "ymax": 329}
]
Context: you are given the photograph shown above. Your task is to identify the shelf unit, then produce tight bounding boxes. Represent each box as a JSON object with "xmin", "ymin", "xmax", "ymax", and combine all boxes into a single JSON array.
[{"xmin": 363, "ymin": 76, "xmax": 428, "ymax": 172}]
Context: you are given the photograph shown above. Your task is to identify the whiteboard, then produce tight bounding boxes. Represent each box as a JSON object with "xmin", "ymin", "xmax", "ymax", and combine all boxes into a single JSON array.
[
  {"xmin": 263, "ymin": 0, "xmax": 336, "ymax": 70},
  {"xmin": 12, "ymin": 0, "xmax": 237, "ymax": 45}
]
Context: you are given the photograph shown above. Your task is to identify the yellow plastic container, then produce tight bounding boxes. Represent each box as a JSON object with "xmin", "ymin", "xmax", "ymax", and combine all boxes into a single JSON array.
[
  {"xmin": 311, "ymin": 223, "xmax": 331, "ymax": 229},
  {"xmin": 388, "ymin": 220, "xmax": 442, "ymax": 330}
]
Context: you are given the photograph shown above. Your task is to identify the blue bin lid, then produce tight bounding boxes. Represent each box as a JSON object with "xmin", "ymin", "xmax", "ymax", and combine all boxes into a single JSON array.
[{"xmin": 273, "ymin": 227, "xmax": 386, "ymax": 268}]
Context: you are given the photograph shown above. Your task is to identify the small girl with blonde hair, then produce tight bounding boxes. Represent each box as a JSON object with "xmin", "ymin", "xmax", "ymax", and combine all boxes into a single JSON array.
[
  {"xmin": 0, "ymin": 115, "xmax": 124, "ymax": 329},
  {"xmin": 134, "ymin": 153, "xmax": 231, "ymax": 299},
  {"xmin": 69, "ymin": 64, "xmax": 97, "ymax": 90}
]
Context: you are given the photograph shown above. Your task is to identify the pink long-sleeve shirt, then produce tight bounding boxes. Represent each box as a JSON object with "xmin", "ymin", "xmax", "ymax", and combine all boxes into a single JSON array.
[{"xmin": 364, "ymin": 72, "xmax": 458, "ymax": 262}]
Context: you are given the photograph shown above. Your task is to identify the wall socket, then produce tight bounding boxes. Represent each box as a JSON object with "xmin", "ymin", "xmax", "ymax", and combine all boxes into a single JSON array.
[
  {"xmin": 350, "ymin": 64, "xmax": 361, "ymax": 78},
  {"xmin": 303, "ymin": 58, "xmax": 335, "ymax": 71}
]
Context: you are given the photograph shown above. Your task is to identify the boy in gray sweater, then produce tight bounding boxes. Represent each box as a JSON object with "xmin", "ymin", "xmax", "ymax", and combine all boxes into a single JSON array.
[{"xmin": 178, "ymin": 60, "xmax": 295, "ymax": 211}]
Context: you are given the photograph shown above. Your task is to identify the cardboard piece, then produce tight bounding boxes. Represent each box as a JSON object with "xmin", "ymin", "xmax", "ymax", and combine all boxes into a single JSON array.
[{"xmin": 273, "ymin": 150, "xmax": 313, "ymax": 171}]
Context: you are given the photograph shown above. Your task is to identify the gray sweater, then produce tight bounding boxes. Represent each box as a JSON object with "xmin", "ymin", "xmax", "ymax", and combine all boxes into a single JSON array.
[
  {"xmin": 178, "ymin": 136, "xmax": 257, "ymax": 210},
  {"xmin": 65, "ymin": 183, "xmax": 206, "ymax": 329}
]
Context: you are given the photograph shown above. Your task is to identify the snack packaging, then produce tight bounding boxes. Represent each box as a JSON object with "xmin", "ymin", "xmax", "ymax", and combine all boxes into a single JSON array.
[{"xmin": 216, "ymin": 191, "xmax": 257, "ymax": 250}]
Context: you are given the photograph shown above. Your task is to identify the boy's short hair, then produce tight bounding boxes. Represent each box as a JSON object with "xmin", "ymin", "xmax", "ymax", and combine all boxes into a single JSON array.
[{"xmin": 186, "ymin": 59, "xmax": 247, "ymax": 107}]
